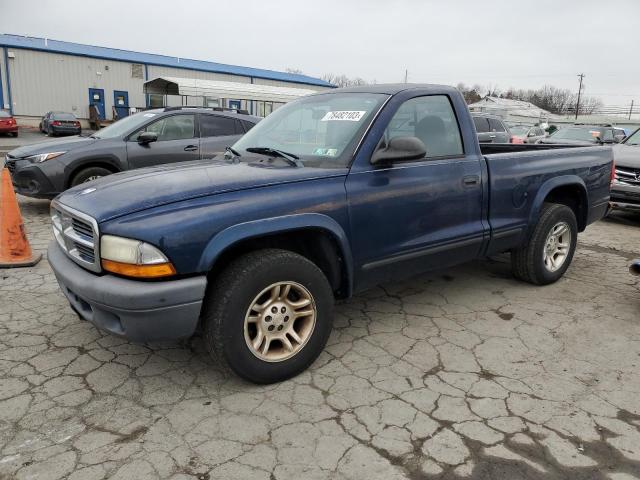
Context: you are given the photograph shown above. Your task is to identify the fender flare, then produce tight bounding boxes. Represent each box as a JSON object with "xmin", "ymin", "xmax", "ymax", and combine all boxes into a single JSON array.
[
  {"xmin": 197, "ymin": 213, "xmax": 354, "ymax": 296},
  {"xmin": 528, "ymin": 175, "xmax": 588, "ymax": 230}
]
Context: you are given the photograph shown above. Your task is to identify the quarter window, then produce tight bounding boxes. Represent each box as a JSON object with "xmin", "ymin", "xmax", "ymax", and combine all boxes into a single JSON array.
[{"xmin": 386, "ymin": 96, "xmax": 464, "ymax": 158}]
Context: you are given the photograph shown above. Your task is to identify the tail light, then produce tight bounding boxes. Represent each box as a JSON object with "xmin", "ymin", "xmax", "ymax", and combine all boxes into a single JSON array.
[
  {"xmin": 610, "ymin": 157, "xmax": 616, "ymax": 185},
  {"xmin": 8, "ymin": 118, "xmax": 15, "ymax": 125},
  {"xmin": 74, "ymin": 121, "xmax": 81, "ymax": 127},
  {"xmin": 52, "ymin": 121, "xmax": 61, "ymax": 126}
]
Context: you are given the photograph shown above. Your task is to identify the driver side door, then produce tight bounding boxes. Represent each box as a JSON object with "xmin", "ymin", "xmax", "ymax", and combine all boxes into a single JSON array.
[
  {"xmin": 346, "ymin": 94, "xmax": 486, "ymax": 291},
  {"xmin": 126, "ymin": 114, "xmax": 200, "ymax": 169}
]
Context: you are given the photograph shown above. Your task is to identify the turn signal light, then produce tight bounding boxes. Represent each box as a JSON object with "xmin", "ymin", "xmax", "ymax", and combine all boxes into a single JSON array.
[{"xmin": 101, "ymin": 259, "xmax": 176, "ymax": 278}]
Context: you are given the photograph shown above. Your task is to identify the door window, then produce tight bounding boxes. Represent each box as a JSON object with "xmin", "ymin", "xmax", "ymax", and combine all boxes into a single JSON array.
[
  {"xmin": 473, "ymin": 116, "xmax": 490, "ymax": 133},
  {"xmin": 200, "ymin": 115, "xmax": 240, "ymax": 137},
  {"xmin": 386, "ymin": 96, "xmax": 464, "ymax": 158},
  {"xmin": 488, "ymin": 118, "xmax": 506, "ymax": 132},
  {"xmin": 602, "ymin": 129, "xmax": 614, "ymax": 141},
  {"xmin": 134, "ymin": 114, "xmax": 195, "ymax": 141}
]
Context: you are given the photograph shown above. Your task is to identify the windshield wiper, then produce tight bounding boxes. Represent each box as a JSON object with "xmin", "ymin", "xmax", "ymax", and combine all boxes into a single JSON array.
[{"xmin": 245, "ymin": 147, "xmax": 304, "ymax": 167}]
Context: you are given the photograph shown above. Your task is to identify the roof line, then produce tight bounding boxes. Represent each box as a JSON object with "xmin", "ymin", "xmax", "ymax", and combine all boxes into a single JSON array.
[{"xmin": 0, "ymin": 33, "xmax": 334, "ymax": 88}]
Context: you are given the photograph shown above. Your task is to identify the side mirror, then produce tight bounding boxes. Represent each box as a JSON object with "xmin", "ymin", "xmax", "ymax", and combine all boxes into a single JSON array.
[
  {"xmin": 371, "ymin": 136, "xmax": 427, "ymax": 165},
  {"xmin": 137, "ymin": 131, "xmax": 158, "ymax": 144},
  {"xmin": 528, "ymin": 132, "xmax": 537, "ymax": 137},
  {"xmin": 614, "ymin": 134, "xmax": 625, "ymax": 143}
]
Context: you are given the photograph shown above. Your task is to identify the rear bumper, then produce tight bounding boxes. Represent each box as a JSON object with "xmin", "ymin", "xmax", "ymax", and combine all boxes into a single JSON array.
[
  {"xmin": 48, "ymin": 240, "xmax": 207, "ymax": 341},
  {"xmin": 0, "ymin": 125, "xmax": 18, "ymax": 133},
  {"xmin": 51, "ymin": 126, "xmax": 81, "ymax": 135}
]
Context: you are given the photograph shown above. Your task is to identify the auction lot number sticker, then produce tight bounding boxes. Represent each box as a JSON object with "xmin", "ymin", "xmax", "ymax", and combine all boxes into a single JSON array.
[{"xmin": 321, "ymin": 111, "xmax": 366, "ymax": 121}]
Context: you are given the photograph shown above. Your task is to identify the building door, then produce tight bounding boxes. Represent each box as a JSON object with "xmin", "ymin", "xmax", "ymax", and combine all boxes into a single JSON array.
[
  {"xmin": 88, "ymin": 88, "xmax": 105, "ymax": 120},
  {"xmin": 113, "ymin": 90, "xmax": 129, "ymax": 119}
]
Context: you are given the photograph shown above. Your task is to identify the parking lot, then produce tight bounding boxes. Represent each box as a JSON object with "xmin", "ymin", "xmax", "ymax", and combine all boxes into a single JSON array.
[{"xmin": 0, "ymin": 190, "xmax": 638, "ymax": 479}]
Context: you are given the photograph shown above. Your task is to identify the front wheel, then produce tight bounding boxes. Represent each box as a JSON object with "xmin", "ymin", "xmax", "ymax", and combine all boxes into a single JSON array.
[
  {"xmin": 511, "ymin": 203, "xmax": 578, "ymax": 285},
  {"xmin": 70, "ymin": 166, "xmax": 112, "ymax": 187},
  {"xmin": 202, "ymin": 249, "xmax": 334, "ymax": 384}
]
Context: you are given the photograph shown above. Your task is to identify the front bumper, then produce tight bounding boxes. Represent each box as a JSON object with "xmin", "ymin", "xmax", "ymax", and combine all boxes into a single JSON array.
[
  {"xmin": 610, "ymin": 182, "xmax": 640, "ymax": 212},
  {"xmin": 48, "ymin": 240, "xmax": 207, "ymax": 341},
  {"xmin": 6, "ymin": 157, "xmax": 59, "ymax": 198}
]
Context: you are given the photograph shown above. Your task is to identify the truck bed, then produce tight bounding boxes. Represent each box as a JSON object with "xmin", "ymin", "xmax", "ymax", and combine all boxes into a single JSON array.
[
  {"xmin": 482, "ymin": 144, "xmax": 613, "ymax": 256},
  {"xmin": 479, "ymin": 143, "xmax": 593, "ymax": 155}
]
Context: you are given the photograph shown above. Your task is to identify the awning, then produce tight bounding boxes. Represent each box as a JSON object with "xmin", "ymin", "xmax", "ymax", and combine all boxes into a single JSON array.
[{"xmin": 143, "ymin": 76, "xmax": 318, "ymax": 103}]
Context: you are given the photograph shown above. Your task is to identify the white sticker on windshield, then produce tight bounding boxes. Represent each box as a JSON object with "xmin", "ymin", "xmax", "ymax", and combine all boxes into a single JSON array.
[
  {"xmin": 321, "ymin": 111, "xmax": 366, "ymax": 122},
  {"xmin": 143, "ymin": 113, "xmax": 156, "ymax": 118}
]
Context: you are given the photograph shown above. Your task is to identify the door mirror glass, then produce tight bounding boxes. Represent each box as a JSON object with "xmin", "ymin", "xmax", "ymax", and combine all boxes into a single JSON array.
[
  {"xmin": 137, "ymin": 131, "xmax": 158, "ymax": 144},
  {"xmin": 371, "ymin": 136, "xmax": 426, "ymax": 165}
]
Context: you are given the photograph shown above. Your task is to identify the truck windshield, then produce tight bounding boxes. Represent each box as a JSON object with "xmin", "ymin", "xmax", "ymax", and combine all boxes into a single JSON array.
[
  {"xmin": 233, "ymin": 92, "xmax": 389, "ymax": 167},
  {"xmin": 549, "ymin": 127, "xmax": 601, "ymax": 142}
]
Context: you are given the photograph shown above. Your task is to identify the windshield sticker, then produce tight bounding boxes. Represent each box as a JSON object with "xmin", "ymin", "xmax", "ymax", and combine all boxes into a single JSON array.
[
  {"xmin": 321, "ymin": 111, "xmax": 366, "ymax": 122},
  {"xmin": 314, "ymin": 148, "xmax": 338, "ymax": 156},
  {"xmin": 143, "ymin": 113, "xmax": 156, "ymax": 118}
]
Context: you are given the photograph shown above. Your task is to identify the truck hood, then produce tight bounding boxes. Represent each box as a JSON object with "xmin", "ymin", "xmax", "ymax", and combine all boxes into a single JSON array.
[
  {"xmin": 613, "ymin": 143, "xmax": 640, "ymax": 168},
  {"xmin": 56, "ymin": 159, "xmax": 346, "ymax": 223},
  {"xmin": 8, "ymin": 136, "xmax": 98, "ymax": 159}
]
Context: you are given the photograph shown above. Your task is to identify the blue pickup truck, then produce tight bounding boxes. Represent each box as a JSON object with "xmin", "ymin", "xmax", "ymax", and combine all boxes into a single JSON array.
[{"xmin": 48, "ymin": 84, "xmax": 613, "ymax": 383}]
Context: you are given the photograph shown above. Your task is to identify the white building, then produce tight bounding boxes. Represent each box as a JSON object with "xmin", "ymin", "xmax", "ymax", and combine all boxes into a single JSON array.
[
  {"xmin": 0, "ymin": 34, "xmax": 333, "ymax": 126},
  {"xmin": 468, "ymin": 96, "xmax": 557, "ymax": 125}
]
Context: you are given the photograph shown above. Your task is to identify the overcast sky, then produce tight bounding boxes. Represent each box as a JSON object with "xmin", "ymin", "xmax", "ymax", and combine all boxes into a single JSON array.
[{"xmin": 2, "ymin": 0, "xmax": 639, "ymax": 107}]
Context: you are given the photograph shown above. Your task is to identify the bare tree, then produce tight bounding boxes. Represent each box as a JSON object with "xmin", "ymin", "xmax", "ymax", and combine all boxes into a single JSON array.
[{"xmin": 321, "ymin": 73, "xmax": 368, "ymax": 88}]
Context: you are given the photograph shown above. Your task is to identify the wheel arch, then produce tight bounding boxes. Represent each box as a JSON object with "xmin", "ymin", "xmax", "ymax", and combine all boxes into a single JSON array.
[
  {"xmin": 529, "ymin": 176, "xmax": 589, "ymax": 232},
  {"xmin": 198, "ymin": 214, "xmax": 354, "ymax": 299},
  {"xmin": 65, "ymin": 158, "xmax": 121, "ymax": 188}
]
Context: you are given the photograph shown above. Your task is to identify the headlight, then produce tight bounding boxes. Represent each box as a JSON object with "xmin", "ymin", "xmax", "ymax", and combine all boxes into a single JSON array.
[
  {"xmin": 26, "ymin": 151, "xmax": 66, "ymax": 163},
  {"xmin": 100, "ymin": 235, "xmax": 176, "ymax": 278}
]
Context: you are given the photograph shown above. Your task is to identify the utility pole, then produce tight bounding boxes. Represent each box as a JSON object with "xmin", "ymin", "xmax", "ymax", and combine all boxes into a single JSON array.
[
  {"xmin": 574, "ymin": 73, "xmax": 585, "ymax": 120},
  {"xmin": 629, "ymin": 100, "xmax": 635, "ymax": 120},
  {"xmin": 404, "ymin": 69, "xmax": 408, "ymax": 84}
]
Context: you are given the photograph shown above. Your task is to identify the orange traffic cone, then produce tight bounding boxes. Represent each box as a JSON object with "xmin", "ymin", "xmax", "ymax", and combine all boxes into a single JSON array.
[{"xmin": 0, "ymin": 167, "xmax": 42, "ymax": 267}]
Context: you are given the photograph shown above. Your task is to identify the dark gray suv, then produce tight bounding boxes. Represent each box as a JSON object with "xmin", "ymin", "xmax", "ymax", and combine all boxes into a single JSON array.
[{"xmin": 5, "ymin": 107, "xmax": 260, "ymax": 198}]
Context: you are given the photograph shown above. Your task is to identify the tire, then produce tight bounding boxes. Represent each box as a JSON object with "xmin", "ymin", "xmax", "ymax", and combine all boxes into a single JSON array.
[
  {"xmin": 70, "ymin": 166, "xmax": 112, "ymax": 187},
  {"xmin": 47, "ymin": 126, "xmax": 54, "ymax": 137},
  {"xmin": 511, "ymin": 203, "xmax": 578, "ymax": 285},
  {"xmin": 11, "ymin": 131, "xmax": 18, "ymax": 138},
  {"xmin": 202, "ymin": 249, "xmax": 334, "ymax": 384}
]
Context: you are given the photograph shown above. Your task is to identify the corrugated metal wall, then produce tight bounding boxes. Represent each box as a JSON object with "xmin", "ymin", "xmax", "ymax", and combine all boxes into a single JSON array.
[
  {"xmin": 4, "ymin": 48, "xmax": 332, "ymax": 120},
  {"xmin": 6, "ymin": 49, "xmax": 146, "ymax": 119},
  {"xmin": 0, "ymin": 47, "xmax": 9, "ymax": 110}
]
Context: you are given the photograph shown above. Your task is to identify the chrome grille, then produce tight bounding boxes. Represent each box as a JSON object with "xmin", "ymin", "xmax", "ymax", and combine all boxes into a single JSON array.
[
  {"xmin": 615, "ymin": 166, "xmax": 640, "ymax": 185},
  {"xmin": 51, "ymin": 202, "xmax": 100, "ymax": 272}
]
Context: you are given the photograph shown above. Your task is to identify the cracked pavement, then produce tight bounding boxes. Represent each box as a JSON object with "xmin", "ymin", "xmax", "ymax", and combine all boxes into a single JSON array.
[{"xmin": 1, "ymin": 197, "xmax": 640, "ymax": 480}]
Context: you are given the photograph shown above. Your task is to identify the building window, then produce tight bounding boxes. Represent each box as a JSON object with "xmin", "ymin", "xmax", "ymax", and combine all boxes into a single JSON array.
[{"xmin": 131, "ymin": 63, "xmax": 144, "ymax": 79}]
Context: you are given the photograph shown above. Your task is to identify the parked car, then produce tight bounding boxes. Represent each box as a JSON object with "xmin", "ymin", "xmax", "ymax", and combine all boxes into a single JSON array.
[
  {"xmin": 48, "ymin": 84, "xmax": 613, "ymax": 383},
  {"xmin": 471, "ymin": 113, "xmax": 511, "ymax": 143},
  {"xmin": 510, "ymin": 125, "xmax": 546, "ymax": 144},
  {"xmin": 610, "ymin": 127, "xmax": 640, "ymax": 212},
  {"xmin": 6, "ymin": 107, "xmax": 260, "ymax": 198},
  {"xmin": 40, "ymin": 112, "xmax": 82, "ymax": 136},
  {"xmin": 539, "ymin": 124, "xmax": 626, "ymax": 145},
  {"xmin": 0, "ymin": 110, "xmax": 18, "ymax": 137}
]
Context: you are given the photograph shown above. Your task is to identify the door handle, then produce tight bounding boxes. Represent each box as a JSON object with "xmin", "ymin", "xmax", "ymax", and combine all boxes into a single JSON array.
[
  {"xmin": 184, "ymin": 145, "xmax": 198, "ymax": 152},
  {"xmin": 463, "ymin": 175, "xmax": 480, "ymax": 187},
  {"xmin": 489, "ymin": 134, "xmax": 497, "ymax": 138}
]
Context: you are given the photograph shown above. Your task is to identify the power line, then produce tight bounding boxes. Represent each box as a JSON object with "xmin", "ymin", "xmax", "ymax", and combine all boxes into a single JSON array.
[{"xmin": 575, "ymin": 73, "xmax": 585, "ymax": 120}]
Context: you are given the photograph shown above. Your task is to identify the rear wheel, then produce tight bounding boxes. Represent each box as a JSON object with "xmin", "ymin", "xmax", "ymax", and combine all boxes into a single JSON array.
[
  {"xmin": 11, "ymin": 131, "xmax": 18, "ymax": 138},
  {"xmin": 511, "ymin": 203, "xmax": 577, "ymax": 285},
  {"xmin": 70, "ymin": 166, "xmax": 112, "ymax": 187},
  {"xmin": 202, "ymin": 249, "xmax": 334, "ymax": 384}
]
